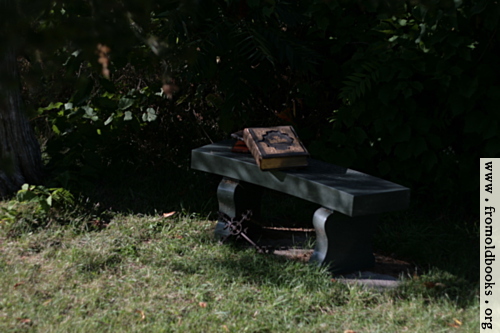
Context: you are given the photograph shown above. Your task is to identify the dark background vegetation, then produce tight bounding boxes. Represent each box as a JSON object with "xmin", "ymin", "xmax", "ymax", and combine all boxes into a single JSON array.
[
  {"xmin": 13, "ymin": 0, "xmax": 497, "ymax": 212},
  {"xmin": 4, "ymin": 0, "xmax": 492, "ymax": 281}
]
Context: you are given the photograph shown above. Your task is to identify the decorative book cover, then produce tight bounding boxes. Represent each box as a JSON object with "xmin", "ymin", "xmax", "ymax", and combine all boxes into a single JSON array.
[{"xmin": 243, "ymin": 126, "xmax": 309, "ymax": 170}]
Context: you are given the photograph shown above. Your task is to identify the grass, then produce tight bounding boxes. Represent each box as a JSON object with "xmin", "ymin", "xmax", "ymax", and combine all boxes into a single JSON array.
[
  {"xmin": 375, "ymin": 209, "xmax": 479, "ymax": 282},
  {"xmin": 0, "ymin": 203, "xmax": 479, "ymax": 332}
]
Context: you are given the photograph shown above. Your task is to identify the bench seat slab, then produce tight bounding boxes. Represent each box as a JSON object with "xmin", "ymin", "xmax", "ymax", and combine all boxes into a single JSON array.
[{"xmin": 191, "ymin": 140, "xmax": 409, "ymax": 217}]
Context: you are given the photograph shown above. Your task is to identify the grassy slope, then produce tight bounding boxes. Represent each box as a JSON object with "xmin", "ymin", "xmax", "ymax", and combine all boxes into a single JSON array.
[{"xmin": 0, "ymin": 207, "xmax": 479, "ymax": 332}]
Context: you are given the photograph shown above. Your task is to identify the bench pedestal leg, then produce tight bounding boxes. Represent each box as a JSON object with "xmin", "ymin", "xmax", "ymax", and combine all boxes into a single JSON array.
[
  {"xmin": 215, "ymin": 177, "xmax": 262, "ymax": 239},
  {"xmin": 309, "ymin": 207, "xmax": 378, "ymax": 274}
]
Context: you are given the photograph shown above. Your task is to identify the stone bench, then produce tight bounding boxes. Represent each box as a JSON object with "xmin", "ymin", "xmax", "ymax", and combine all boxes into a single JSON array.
[{"xmin": 191, "ymin": 140, "xmax": 410, "ymax": 273}]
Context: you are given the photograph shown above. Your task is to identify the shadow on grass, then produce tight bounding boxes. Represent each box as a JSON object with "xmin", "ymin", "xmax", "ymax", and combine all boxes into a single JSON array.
[
  {"xmin": 375, "ymin": 205, "xmax": 479, "ymax": 282},
  {"xmin": 68, "ymin": 161, "xmax": 479, "ymax": 310},
  {"xmin": 374, "ymin": 204, "xmax": 479, "ymax": 308},
  {"xmin": 168, "ymin": 238, "xmax": 477, "ymax": 309}
]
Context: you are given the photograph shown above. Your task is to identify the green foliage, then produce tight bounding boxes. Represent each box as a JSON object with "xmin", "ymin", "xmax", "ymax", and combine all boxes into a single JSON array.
[
  {"xmin": 16, "ymin": 183, "xmax": 74, "ymax": 212},
  {"xmin": 23, "ymin": 0, "xmax": 324, "ymax": 192},
  {"xmin": 42, "ymin": 83, "xmax": 163, "ymax": 186},
  {"xmin": 339, "ymin": 61, "xmax": 380, "ymax": 104},
  {"xmin": 305, "ymin": 0, "xmax": 500, "ymax": 208},
  {"xmin": 0, "ymin": 184, "xmax": 74, "ymax": 234},
  {"xmin": 13, "ymin": 0, "xmax": 499, "ymax": 209}
]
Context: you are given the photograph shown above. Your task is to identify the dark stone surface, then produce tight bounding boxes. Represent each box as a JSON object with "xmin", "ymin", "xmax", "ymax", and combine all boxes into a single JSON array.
[
  {"xmin": 191, "ymin": 140, "xmax": 410, "ymax": 217},
  {"xmin": 309, "ymin": 207, "xmax": 378, "ymax": 274},
  {"xmin": 215, "ymin": 178, "xmax": 263, "ymax": 240},
  {"xmin": 191, "ymin": 140, "xmax": 411, "ymax": 274}
]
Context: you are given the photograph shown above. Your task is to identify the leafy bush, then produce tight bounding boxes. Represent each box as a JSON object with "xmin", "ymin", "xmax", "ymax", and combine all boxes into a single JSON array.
[
  {"xmin": 16, "ymin": 0, "xmax": 498, "ymax": 212},
  {"xmin": 305, "ymin": 0, "xmax": 499, "ymax": 209},
  {"xmin": 16, "ymin": 183, "xmax": 74, "ymax": 212},
  {"xmin": 0, "ymin": 184, "xmax": 75, "ymax": 235}
]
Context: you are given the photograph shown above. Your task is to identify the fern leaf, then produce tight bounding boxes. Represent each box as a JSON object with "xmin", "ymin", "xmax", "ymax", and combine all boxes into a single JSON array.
[
  {"xmin": 340, "ymin": 61, "xmax": 381, "ymax": 104},
  {"xmin": 359, "ymin": 80, "xmax": 366, "ymax": 96}
]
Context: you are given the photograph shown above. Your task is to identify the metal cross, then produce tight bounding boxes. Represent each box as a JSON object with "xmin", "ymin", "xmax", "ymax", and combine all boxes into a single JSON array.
[{"xmin": 218, "ymin": 210, "xmax": 274, "ymax": 254}]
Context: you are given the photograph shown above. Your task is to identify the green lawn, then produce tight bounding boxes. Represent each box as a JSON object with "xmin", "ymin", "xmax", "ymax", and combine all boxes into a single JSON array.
[{"xmin": 0, "ymin": 207, "xmax": 479, "ymax": 332}]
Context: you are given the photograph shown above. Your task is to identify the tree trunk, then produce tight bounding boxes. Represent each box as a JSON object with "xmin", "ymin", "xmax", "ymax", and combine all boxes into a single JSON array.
[{"xmin": 0, "ymin": 0, "xmax": 43, "ymax": 197}]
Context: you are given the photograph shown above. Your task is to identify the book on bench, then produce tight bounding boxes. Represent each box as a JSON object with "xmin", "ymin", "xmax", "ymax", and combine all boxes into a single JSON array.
[{"xmin": 243, "ymin": 126, "xmax": 309, "ymax": 170}]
